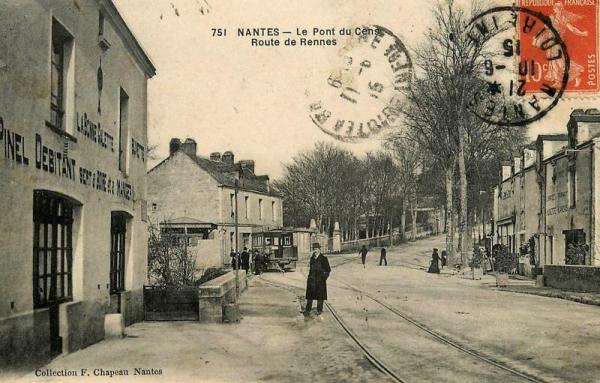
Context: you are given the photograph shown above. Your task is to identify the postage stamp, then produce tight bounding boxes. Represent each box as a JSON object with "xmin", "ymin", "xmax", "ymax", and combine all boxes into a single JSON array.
[
  {"xmin": 308, "ymin": 25, "xmax": 412, "ymax": 142},
  {"xmin": 466, "ymin": 6, "xmax": 570, "ymax": 127},
  {"xmin": 519, "ymin": 0, "xmax": 599, "ymax": 94}
]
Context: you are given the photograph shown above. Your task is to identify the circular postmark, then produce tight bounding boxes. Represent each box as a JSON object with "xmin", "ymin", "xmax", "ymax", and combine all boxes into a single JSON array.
[
  {"xmin": 308, "ymin": 25, "xmax": 413, "ymax": 142},
  {"xmin": 466, "ymin": 6, "xmax": 570, "ymax": 127}
]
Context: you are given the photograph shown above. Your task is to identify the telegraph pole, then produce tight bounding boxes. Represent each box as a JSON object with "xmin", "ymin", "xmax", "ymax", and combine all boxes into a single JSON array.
[{"xmin": 234, "ymin": 179, "xmax": 240, "ymax": 298}]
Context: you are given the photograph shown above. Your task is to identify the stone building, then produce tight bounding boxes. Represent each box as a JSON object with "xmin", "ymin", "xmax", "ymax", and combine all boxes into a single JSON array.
[
  {"xmin": 493, "ymin": 109, "xmax": 600, "ymax": 273},
  {"xmin": 0, "ymin": 0, "xmax": 155, "ymax": 369},
  {"xmin": 147, "ymin": 139, "xmax": 284, "ymax": 271}
]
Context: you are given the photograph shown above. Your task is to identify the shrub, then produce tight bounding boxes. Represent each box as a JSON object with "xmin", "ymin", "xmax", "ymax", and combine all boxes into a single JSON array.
[
  {"xmin": 469, "ymin": 246, "xmax": 485, "ymax": 269},
  {"xmin": 493, "ymin": 244, "xmax": 516, "ymax": 273}
]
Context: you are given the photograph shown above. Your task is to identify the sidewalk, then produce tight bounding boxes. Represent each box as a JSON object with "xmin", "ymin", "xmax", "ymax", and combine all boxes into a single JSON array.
[
  {"xmin": 15, "ymin": 277, "xmax": 384, "ymax": 383},
  {"xmin": 494, "ymin": 283, "xmax": 600, "ymax": 306}
]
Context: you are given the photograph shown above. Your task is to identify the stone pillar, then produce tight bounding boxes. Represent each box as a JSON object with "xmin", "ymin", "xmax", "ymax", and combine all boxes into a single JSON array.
[{"xmin": 332, "ymin": 221, "xmax": 342, "ymax": 253}]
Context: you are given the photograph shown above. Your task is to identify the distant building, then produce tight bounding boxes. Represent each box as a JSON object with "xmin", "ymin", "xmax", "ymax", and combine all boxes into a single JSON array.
[
  {"xmin": 0, "ymin": 0, "xmax": 155, "ymax": 369},
  {"xmin": 493, "ymin": 109, "xmax": 600, "ymax": 273},
  {"xmin": 147, "ymin": 138, "xmax": 283, "ymax": 271}
]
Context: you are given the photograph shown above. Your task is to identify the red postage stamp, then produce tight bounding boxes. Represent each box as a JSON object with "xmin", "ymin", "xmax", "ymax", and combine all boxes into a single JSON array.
[{"xmin": 519, "ymin": 0, "xmax": 599, "ymax": 93}]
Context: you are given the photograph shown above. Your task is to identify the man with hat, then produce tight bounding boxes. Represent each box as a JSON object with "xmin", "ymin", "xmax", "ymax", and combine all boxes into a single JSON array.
[{"xmin": 304, "ymin": 242, "xmax": 331, "ymax": 317}]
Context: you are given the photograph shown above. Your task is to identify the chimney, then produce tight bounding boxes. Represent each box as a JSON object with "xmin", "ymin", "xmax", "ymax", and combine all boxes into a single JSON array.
[
  {"xmin": 501, "ymin": 161, "xmax": 512, "ymax": 181},
  {"xmin": 239, "ymin": 160, "xmax": 255, "ymax": 174},
  {"xmin": 169, "ymin": 138, "xmax": 182, "ymax": 155},
  {"xmin": 222, "ymin": 151, "xmax": 234, "ymax": 165},
  {"xmin": 181, "ymin": 138, "xmax": 197, "ymax": 157},
  {"xmin": 513, "ymin": 157, "xmax": 522, "ymax": 175},
  {"xmin": 568, "ymin": 108, "xmax": 600, "ymax": 147},
  {"xmin": 210, "ymin": 152, "xmax": 221, "ymax": 161}
]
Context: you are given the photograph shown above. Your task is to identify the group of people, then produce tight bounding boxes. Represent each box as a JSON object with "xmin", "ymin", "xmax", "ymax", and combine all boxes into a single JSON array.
[
  {"xmin": 427, "ymin": 248, "xmax": 448, "ymax": 274},
  {"xmin": 230, "ymin": 247, "xmax": 265, "ymax": 275},
  {"xmin": 358, "ymin": 245, "xmax": 388, "ymax": 267}
]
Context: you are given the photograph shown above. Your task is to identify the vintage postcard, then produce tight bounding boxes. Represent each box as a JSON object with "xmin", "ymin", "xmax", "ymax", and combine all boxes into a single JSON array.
[{"xmin": 1, "ymin": 0, "xmax": 600, "ymax": 382}]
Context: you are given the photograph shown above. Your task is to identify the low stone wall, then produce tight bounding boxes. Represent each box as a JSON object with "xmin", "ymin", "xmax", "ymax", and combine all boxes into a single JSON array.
[
  {"xmin": 121, "ymin": 288, "xmax": 144, "ymax": 326},
  {"xmin": 61, "ymin": 300, "xmax": 106, "ymax": 353},
  {"xmin": 0, "ymin": 309, "xmax": 51, "ymax": 372},
  {"xmin": 198, "ymin": 270, "xmax": 247, "ymax": 323},
  {"xmin": 544, "ymin": 265, "xmax": 600, "ymax": 293}
]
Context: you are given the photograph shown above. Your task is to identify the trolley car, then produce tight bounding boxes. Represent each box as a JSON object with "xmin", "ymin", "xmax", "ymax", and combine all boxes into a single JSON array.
[{"xmin": 252, "ymin": 229, "xmax": 298, "ymax": 271}]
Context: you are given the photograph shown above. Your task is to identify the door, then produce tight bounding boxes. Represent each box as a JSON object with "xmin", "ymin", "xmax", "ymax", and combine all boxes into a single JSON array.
[
  {"xmin": 33, "ymin": 191, "xmax": 74, "ymax": 355},
  {"xmin": 109, "ymin": 212, "xmax": 127, "ymax": 313}
]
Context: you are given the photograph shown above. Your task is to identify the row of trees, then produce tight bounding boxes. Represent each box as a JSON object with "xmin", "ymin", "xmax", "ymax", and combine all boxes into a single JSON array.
[
  {"xmin": 275, "ymin": 1, "xmax": 527, "ymax": 265},
  {"xmin": 272, "ymin": 142, "xmax": 422, "ymax": 242}
]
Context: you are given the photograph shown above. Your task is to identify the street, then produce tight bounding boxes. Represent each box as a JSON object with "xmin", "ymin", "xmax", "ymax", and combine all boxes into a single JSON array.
[{"xmin": 14, "ymin": 235, "xmax": 600, "ymax": 383}]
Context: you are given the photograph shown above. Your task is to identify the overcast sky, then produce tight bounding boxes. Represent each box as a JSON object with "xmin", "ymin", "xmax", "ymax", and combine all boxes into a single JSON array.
[{"xmin": 114, "ymin": 0, "xmax": 599, "ymax": 179}]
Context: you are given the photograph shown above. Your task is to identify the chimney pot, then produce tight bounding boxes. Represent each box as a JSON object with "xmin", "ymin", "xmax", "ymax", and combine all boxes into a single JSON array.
[
  {"xmin": 210, "ymin": 152, "xmax": 221, "ymax": 161},
  {"xmin": 222, "ymin": 151, "xmax": 234, "ymax": 165},
  {"xmin": 181, "ymin": 138, "xmax": 197, "ymax": 157},
  {"xmin": 169, "ymin": 138, "xmax": 182, "ymax": 155}
]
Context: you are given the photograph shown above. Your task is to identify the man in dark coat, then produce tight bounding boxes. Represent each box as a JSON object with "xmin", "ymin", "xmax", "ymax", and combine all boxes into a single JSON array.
[
  {"xmin": 379, "ymin": 247, "xmax": 387, "ymax": 266},
  {"xmin": 254, "ymin": 250, "xmax": 262, "ymax": 275},
  {"xmin": 359, "ymin": 245, "xmax": 368, "ymax": 268},
  {"xmin": 304, "ymin": 243, "xmax": 331, "ymax": 316},
  {"xmin": 230, "ymin": 250, "xmax": 238, "ymax": 270},
  {"xmin": 241, "ymin": 247, "xmax": 250, "ymax": 273}
]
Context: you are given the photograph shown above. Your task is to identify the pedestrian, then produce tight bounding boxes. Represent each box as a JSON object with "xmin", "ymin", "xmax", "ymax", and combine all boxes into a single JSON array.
[
  {"xmin": 427, "ymin": 248, "xmax": 441, "ymax": 274},
  {"xmin": 379, "ymin": 247, "xmax": 387, "ymax": 266},
  {"xmin": 440, "ymin": 250, "xmax": 448, "ymax": 270},
  {"xmin": 359, "ymin": 245, "xmax": 368, "ymax": 268},
  {"xmin": 230, "ymin": 250, "xmax": 238, "ymax": 270},
  {"xmin": 304, "ymin": 242, "xmax": 331, "ymax": 317},
  {"xmin": 254, "ymin": 250, "xmax": 262, "ymax": 275},
  {"xmin": 241, "ymin": 247, "xmax": 250, "ymax": 273}
]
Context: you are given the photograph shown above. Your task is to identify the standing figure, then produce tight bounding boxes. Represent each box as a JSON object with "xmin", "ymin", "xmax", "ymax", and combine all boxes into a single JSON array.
[
  {"xmin": 359, "ymin": 245, "xmax": 368, "ymax": 268},
  {"xmin": 241, "ymin": 247, "xmax": 250, "ymax": 273},
  {"xmin": 254, "ymin": 250, "xmax": 262, "ymax": 275},
  {"xmin": 230, "ymin": 250, "xmax": 238, "ymax": 270},
  {"xmin": 427, "ymin": 248, "xmax": 441, "ymax": 274},
  {"xmin": 440, "ymin": 250, "xmax": 448, "ymax": 270},
  {"xmin": 304, "ymin": 243, "xmax": 331, "ymax": 316},
  {"xmin": 379, "ymin": 247, "xmax": 387, "ymax": 266}
]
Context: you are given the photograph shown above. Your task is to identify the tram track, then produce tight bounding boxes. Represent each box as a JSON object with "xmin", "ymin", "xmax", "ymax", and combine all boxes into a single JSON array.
[{"xmin": 259, "ymin": 256, "xmax": 550, "ymax": 383}]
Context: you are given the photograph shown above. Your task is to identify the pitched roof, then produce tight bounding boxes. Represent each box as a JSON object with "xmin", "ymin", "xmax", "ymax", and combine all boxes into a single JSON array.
[{"xmin": 148, "ymin": 151, "xmax": 281, "ymax": 197}]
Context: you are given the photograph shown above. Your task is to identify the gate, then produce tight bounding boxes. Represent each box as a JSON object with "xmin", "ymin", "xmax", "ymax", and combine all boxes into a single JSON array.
[{"xmin": 143, "ymin": 286, "xmax": 199, "ymax": 321}]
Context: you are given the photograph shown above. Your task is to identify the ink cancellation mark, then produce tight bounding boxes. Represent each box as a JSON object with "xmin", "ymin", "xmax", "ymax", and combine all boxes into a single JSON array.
[
  {"xmin": 308, "ymin": 25, "xmax": 413, "ymax": 142},
  {"xmin": 467, "ymin": 6, "xmax": 570, "ymax": 127}
]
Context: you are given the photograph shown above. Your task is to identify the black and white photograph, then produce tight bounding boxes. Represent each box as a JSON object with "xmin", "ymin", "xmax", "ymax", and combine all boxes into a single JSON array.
[{"xmin": 1, "ymin": 0, "xmax": 600, "ymax": 382}]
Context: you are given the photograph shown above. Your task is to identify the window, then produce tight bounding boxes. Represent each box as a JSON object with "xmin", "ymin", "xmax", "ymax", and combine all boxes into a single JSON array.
[
  {"xmin": 151, "ymin": 203, "xmax": 157, "ymax": 212},
  {"xmin": 284, "ymin": 236, "xmax": 291, "ymax": 246},
  {"xmin": 569, "ymin": 167, "xmax": 576, "ymax": 208},
  {"xmin": 244, "ymin": 196, "xmax": 249, "ymax": 219},
  {"xmin": 230, "ymin": 193, "xmax": 235, "ymax": 218},
  {"xmin": 259, "ymin": 199, "xmax": 263, "ymax": 220},
  {"xmin": 50, "ymin": 20, "xmax": 73, "ymax": 131},
  {"xmin": 271, "ymin": 201, "xmax": 276, "ymax": 221},
  {"xmin": 110, "ymin": 212, "xmax": 128, "ymax": 293},
  {"xmin": 118, "ymin": 88, "xmax": 129, "ymax": 174},
  {"xmin": 33, "ymin": 191, "xmax": 74, "ymax": 308},
  {"xmin": 98, "ymin": 12, "xmax": 105, "ymax": 36}
]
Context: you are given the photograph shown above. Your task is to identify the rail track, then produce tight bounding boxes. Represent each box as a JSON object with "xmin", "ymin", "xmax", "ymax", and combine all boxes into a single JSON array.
[{"xmin": 259, "ymin": 256, "xmax": 550, "ymax": 383}]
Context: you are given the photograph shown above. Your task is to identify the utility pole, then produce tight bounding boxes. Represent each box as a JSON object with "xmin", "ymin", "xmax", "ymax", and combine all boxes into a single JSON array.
[{"xmin": 234, "ymin": 179, "xmax": 240, "ymax": 298}]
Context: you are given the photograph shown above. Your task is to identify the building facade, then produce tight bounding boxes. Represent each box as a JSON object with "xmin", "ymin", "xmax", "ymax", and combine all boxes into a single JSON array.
[
  {"xmin": 493, "ymin": 109, "xmax": 600, "ymax": 274},
  {"xmin": 147, "ymin": 139, "xmax": 284, "ymax": 271},
  {"xmin": 0, "ymin": 0, "xmax": 155, "ymax": 369}
]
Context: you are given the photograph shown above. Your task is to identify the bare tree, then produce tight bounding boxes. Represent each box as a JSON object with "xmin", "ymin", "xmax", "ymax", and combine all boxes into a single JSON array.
[{"xmin": 148, "ymin": 220, "xmax": 197, "ymax": 287}]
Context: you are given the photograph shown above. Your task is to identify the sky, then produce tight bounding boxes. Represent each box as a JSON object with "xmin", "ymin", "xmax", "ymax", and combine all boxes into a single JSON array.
[{"xmin": 113, "ymin": 0, "xmax": 600, "ymax": 179}]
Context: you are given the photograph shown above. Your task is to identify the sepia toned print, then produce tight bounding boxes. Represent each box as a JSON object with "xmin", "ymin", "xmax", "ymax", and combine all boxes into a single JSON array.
[{"xmin": 1, "ymin": 0, "xmax": 600, "ymax": 382}]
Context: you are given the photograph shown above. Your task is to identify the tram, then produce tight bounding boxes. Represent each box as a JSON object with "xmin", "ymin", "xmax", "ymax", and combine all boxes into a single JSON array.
[{"xmin": 252, "ymin": 229, "xmax": 298, "ymax": 271}]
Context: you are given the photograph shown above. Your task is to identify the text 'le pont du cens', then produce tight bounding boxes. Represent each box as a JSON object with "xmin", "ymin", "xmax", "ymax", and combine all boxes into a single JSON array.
[{"xmin": 211, "ymin": 27, "xmax": 382, "ymax": 47}]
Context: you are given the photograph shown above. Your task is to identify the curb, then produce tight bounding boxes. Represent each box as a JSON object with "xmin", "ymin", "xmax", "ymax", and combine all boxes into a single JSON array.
[{"xmin": 496, "ymin": 287, "xmax": 600, "ymax": 307}]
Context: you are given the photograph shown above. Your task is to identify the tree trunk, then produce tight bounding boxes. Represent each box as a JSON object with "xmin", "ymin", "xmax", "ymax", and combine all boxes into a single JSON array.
[
  {"xmin": 445, "ymin": 166, "xmax": 455, "ymax": 265},
  {"xmin": 400, "ymin": 198, "xmax": 406, "ymax": 242},
  {"xmin": 411, "ymin": 199, "xmax": 418, "ymax": 241},
  {"xmin": 458, "ymin": 124, "xmax": 470, "ymax": 266}
]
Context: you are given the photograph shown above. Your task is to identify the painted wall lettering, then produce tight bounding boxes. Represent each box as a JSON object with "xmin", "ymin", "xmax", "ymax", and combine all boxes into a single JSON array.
[
  {"xmin": 0, "ymin": 118, "xmax": 30, "ymax": 165},
  {"xmin": 131, "ymin": 137, "xmax": 145, "ymax": 162},
  {"xmin": 34, "ymin": 134, "xmax": 76, "ymax": 181},
  {"xmin": 76, "ymin": 112, "xmax": 115, "ymax": 152}
]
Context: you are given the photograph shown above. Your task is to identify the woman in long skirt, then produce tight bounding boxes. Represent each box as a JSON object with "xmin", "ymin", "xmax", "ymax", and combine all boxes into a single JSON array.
[{"xmin": 428, "ymin": 248, "xmax": 441, "ymax": 274}]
